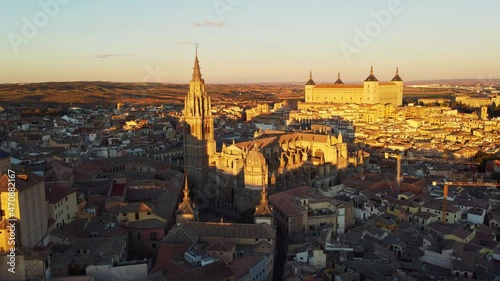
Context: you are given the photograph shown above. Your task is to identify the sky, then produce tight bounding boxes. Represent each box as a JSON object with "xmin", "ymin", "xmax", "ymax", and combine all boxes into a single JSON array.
[{"xmin": 1, "ymin": 0, "xmax": 499, "ymax": 84}]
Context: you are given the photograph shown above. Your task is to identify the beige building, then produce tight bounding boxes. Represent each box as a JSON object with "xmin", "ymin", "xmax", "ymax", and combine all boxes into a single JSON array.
[
  {"xmin": 0, "ymin": 172, "xmax": 49, "ymax": 250},
  {"xmin": 246, "ymin": 103, "xmax": 270, "ymax": 121},
  {"xmin": 269, "ymin": 186, "xmax": 354, "ymax": 240},
  {"xmin": 455, "ymin": 95, "xmax": 500, "ymax": 108},
  {"xmin": 302, "ymin": 67, "xmax": 403, "ymax": 107},
  {"xmin": 106, "ymin": 201, "xmax": 164, "ymax": 223},
  {"xmin": 46, "ymin": 186, "xmax": 78, "ymax": 229}
]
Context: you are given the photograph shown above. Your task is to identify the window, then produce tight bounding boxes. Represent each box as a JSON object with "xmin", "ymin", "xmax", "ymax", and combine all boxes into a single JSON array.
[
  {"xmin": 152, "ymin": 243, "xmax": 156, "ymax": 249},
  {"xmin": 150, "ymin": 232, "xmax": 157, "ymax": 240},
  {"xmin": 135, "ymin": 213, "xmax": 139, "ymax": 220},
  {"xmin": 137, "ymin": 232, "xmax": 141, "ymax": 240}
]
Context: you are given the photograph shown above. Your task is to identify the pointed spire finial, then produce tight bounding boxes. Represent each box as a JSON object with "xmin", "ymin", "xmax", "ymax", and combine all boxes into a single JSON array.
[
  {"xmin": 396, "ymin": 67, "xmax": 399, "ymax": 75},
  {"xmin": 335, "ymin": 71, "xmax": 344, "ymax": 85},
  {"xmin": 306, "ymin": 70, "xmax": 316, "ymax": 85},
  {"xmin": 261, "ymin": 185, "xmax": 268, "ymax": 205},
  {"xmin": 192, "ymin": 44, "xmax": 202, "ymax": 81},
  {"xmin": 183, "ymin": 172, "xmax": 190, "ymax": 201},
  {"xmin": 253, "ymin": 142, "xmax": 259, "ymax": 150},
  {"xmin": 370, "ymin": 65, "xmax": 374, "ymax": 75}
]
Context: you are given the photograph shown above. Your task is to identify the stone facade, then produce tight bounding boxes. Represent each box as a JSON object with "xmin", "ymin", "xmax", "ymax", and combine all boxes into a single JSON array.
[
  {"xmin": 182, "ymin": 53, "xmax": 368, "ymax": 213},
  {"xmin": 302, "ymin": 67, "xmax": 403, "ymax": 107},
  {"xmin": 183, "ymin": 50, "xmax": 217, "ymax": 190}
]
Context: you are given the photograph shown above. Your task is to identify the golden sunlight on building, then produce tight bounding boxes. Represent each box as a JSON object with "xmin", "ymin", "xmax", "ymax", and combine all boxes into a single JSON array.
[{"xmin": 301, "ymin": 67, "xmax": 403, "ymax": 107}]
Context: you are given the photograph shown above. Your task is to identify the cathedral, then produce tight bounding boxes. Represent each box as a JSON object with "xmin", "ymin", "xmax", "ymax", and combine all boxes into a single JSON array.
[
  {"xmin": 183, "ymin": 51, "xmax": 369, "ymax": 213},
  {"xmin": 301, "ymin": 67, "xmax": 403, "ymax": 107},
  {"xmin": 183, "ymin": 49, "xmax": 217, "ymax": 191}
]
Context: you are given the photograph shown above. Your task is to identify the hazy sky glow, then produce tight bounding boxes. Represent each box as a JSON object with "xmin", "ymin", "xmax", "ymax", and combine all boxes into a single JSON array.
[{"xmin": 1, "ymin": 0, "xmax": 499, "ymax": 83}]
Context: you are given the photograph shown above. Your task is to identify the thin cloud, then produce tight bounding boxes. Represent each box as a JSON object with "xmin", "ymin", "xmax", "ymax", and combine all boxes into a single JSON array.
[
  {"xmin": 83, "ymin": 54, "xmax": 137, "ymax": 59},
  {"xmin": 193, "ymin": 21, "xmax": 224, "ymax": 28}
]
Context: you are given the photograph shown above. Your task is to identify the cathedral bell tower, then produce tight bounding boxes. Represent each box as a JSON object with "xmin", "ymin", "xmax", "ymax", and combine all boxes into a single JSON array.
[{"xmin": 183, "ymin": 47, "xmax": 217, "ymax": 190}]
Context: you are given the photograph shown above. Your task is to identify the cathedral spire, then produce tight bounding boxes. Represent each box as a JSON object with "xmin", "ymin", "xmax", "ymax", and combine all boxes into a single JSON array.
[
  {"xmin": 192, "ymin": 45, "xmax": 202, "ymax": 81},
  {"xmin": 370, "ymin": 65, "xmax": 374, "ymax": 75},
  {"xmin": 183, "ymin": 174, "xmax": 190, "ymax": 202},
  {"xmin": 254, "ymin": 184, "xmax": 272, "ymax": 221},
  {"xmin": 176, "ymin": 173, "xmax": 195, "ymax": 219}
]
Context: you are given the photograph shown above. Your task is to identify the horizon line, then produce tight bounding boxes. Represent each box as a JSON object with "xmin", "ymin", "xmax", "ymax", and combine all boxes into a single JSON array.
[{"xmin": 1, "ymin": 78, "xmax": 499, "ymax": 86}]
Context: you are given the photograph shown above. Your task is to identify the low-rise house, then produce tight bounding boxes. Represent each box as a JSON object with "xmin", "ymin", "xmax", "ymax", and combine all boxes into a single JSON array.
[
  {"xmin": 412, "ymin": 212, "xmax": 440, "ymax": 229},
  {"xmin": 46, "ymin": 186, "xmax": 78, "ymax": 230},
  {"xmin": 421, "ymin": 200, "xmax": 461, "ymax": 224}
]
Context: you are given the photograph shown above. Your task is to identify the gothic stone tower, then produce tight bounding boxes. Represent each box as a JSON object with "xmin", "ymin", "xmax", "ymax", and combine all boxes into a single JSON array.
[{"xmin": 183, "ymin": 50, "xmax": 216, "ymax": 190}]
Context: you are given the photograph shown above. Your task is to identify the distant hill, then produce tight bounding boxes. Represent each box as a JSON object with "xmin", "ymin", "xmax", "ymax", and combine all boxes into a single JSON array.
[
  {"xmin": 0, "ymin": 82, "xmax": 303, "ymax": 106},
  {"xmin": 1, "ymin": 79, "xmax": 496, "ymax": 106},
  {"xmin": 406, "ymin": 78, "xmax": 500, "ymax": 86}
]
